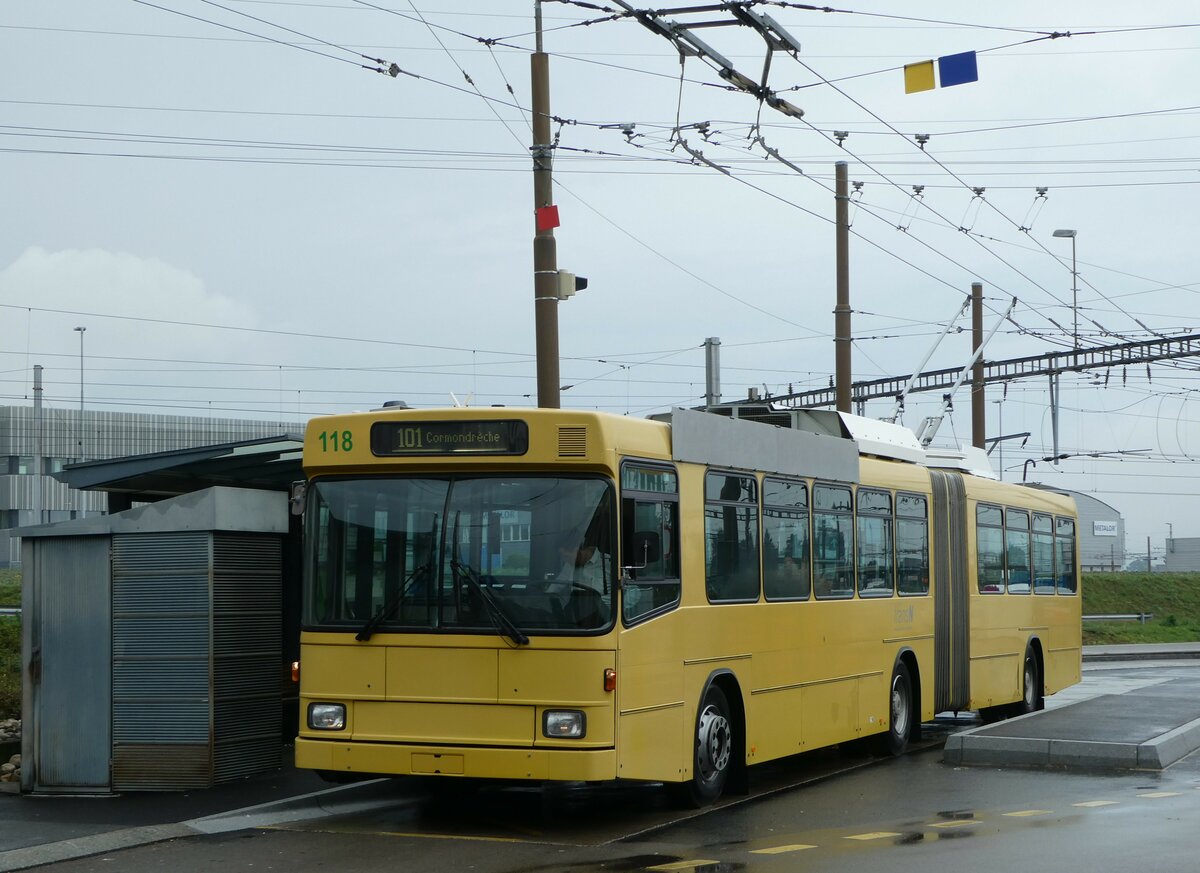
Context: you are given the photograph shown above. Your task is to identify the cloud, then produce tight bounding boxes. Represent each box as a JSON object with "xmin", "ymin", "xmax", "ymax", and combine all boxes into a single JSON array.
[
  {"xmin": 1, "ymin": 246, "xmax": 255, "ymax": 327},
  {"xmin": 1, "ymin": 247, "xmax": 284, "ymax": 417}
]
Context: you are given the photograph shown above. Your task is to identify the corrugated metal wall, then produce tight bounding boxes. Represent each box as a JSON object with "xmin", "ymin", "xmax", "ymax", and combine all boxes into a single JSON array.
[
  {"xmin": 29, "ymin": 536, "xmax": 112, "ymax": 792},
  {"xmin": 212, "ymin": 533, "xmax": 282, "ymax": 782},
  {"xmin": 108, "ymin": 531, "xmax": 283, "ymax": 789},
  {"xmin": 111, "ymin": 533, "xmax": 214, "ymax": 790}
]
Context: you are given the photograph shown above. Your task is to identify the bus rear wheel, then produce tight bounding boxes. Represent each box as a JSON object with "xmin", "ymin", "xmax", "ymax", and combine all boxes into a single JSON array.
[
  {"xmin": 880, "ymin": 662, "xmax": 913, "ymax": 757},
  {"xmin": 1012, "ymin": 648, "xmax": 1043, "ymax": 717},
  {"xmin": 675, "ymin": 685, "xmax": 733, "ymax": 808}
]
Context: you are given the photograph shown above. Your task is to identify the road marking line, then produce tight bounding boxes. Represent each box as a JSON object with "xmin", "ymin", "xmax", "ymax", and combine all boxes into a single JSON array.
[
  {"xmin": 845, "ymin": 832, "xmax": 901, "ymax": 841},
  {"xmin": 1074, "ymin": 801, "xmax": 1118, "ymax": 808},
  {"xmin": 266, "ymin": 826, "xmax": 532, "ymax": 844},
  {"xmin": 1004, "ymin": 810, "xmax": 1052, "ymax": 817},
  {"xmin": 646, "ymin": 861, "xmax": 720, "ymax": 871},
  {"xmin": 751, "ymin": 844, "xmax": 817, "ymax": 854},
  {"xmin": 930, "ymin": 820, "xmax": 978, "ymax": 829},
  {"xmin": 1137, "ymin": 791, "xmax": 1182, "ymax": 799}
]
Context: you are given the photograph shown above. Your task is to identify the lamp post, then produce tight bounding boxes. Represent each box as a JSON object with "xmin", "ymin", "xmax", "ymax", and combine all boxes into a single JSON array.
[
  {"xmin": 1052, "ymin": 229, "xmax": 1078, "ymax": 350},
  {"xmin": 74, "ymin": 325, "xmax": 86, "ymax": 460}
]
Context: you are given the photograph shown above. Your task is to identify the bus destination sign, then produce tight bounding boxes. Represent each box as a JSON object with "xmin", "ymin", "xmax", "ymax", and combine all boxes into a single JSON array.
[{"xmin": 370, "ymin": 420, "xmax": 529, "ymax": 457}]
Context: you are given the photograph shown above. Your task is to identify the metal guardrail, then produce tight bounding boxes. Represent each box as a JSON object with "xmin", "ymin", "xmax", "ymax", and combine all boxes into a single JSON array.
[
  {"xmin": 0, "ymin": 607, "xmax": 19, "ymax": 617},
  {"xmin": 1083, "ymin": 612, "xmax": 1154, "ymax": 624}
]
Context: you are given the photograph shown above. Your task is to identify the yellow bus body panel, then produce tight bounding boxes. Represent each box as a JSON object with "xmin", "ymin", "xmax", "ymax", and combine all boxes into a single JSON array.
[
  {"xmin": 299, "ymin": 636, "xmax": 618, "ymax": 778},
  {"xmin": 295, "ymin": 737, "xmax": 617, "ymax": 781},
  {"xmin": 296, "ymin": 407, "xmax": 1082, "ymax": 786},
  {"xmin": 963, "ymin": 479, "xmax": 1082, "ymax": 709}
]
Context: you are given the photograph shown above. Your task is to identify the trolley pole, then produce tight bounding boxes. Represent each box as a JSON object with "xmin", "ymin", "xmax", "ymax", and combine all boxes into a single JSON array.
[
  {"xmin": 971, "ymin": 282, "xmax": 985, "ymax": 448},
  {"xmin": 531, "ymin": 2, "xmax": 560, "ymax": 409},
  {"xmin": 834, "ymin": 161, "xmax": 851, "ymax": 414}
]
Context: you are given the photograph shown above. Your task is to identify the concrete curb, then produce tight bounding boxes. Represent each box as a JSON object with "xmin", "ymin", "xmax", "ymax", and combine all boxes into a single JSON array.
[
  {"xmin": 943, "ymin": 710, "xmax": 1200, "ymax": 772},
  {"xmin": 0, "ymin": 780, "xmax": 410, "ymax": 872},
  {"xmin": 1139, "ymin": 716, "xmax": 1200, "ymax": 769},
  {"xmin": 0, "ymin": 823, "xmax": 196, "ymax": 873}
]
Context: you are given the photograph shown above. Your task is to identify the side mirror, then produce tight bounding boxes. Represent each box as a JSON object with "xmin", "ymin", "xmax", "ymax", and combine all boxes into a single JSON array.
[{"xmin": 289, "ymin": 480, "xmax": 307, "ymax": 517}]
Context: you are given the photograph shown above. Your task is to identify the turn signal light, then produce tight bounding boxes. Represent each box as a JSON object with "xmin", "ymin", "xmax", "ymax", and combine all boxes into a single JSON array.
[
  {"xmin": 291, "ymin": 660, "xmax": 300, "ymax": 683},
  {"xmin": 604, "ymin": 667, "xmax": 616, "ymax": 692}
]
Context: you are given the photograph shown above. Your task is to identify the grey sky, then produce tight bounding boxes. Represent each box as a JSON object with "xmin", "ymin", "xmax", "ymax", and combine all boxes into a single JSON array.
[{"xmin": 4, "ymin": 1, "xmax": 1200, "ymax": 553}]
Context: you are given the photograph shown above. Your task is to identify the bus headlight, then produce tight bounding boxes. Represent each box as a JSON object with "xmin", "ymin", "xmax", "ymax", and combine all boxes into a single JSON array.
[
  {"xmin": 543, "ymin": 710, "xmax": 586, "ymax": 739},
  {"xmin": 308, "ymin": 703, "xmax": 346, "ymax": 730}
]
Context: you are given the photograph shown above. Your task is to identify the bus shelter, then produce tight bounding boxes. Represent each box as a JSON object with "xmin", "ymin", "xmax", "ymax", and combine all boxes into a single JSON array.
[{"xmin": 19, "ymin": 486, "xmax": 288, "ymax": 793}]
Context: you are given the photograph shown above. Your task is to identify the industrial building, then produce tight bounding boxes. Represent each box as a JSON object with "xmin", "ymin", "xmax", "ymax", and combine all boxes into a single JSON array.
[
  {"xmin": 0, "ymin": 405, "xmax": 296, "ymax": 567},
  {"xmin": 1164, "ymin": 537, "xmax": 1200, "ymax": 571}
]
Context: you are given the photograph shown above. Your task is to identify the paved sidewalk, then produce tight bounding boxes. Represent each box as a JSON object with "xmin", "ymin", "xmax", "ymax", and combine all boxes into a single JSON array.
[{"xmin": 946, "ymin": 649, "xmax": 1200, "ymax": 771}]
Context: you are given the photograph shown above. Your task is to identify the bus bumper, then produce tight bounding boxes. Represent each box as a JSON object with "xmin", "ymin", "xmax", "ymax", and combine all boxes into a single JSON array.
[{"xmin": 295, "ymin": 737, "xmax": 618, "ymax": 782}]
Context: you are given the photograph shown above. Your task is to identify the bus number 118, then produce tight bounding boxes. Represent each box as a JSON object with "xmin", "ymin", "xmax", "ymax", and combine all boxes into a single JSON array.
[{"xmin": 319, "ymin": 430, "xmax": 353, "ymax": 452}]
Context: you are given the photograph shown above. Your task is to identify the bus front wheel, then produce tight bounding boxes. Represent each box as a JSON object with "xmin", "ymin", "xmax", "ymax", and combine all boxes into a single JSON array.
[{"xmin": 676, "ymin": 684, "xmax": 733, "ymax": 807}]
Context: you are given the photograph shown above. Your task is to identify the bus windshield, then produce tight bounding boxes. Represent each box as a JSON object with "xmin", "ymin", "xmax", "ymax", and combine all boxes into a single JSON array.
[{"xmin": 305, "ymin": 475, "xmax": 617, "ymax": 635}]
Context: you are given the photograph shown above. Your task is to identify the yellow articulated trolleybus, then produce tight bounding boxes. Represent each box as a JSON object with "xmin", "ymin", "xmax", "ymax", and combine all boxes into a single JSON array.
[{"xmin": 293, "ymin": 405, "xmax": 1081, "ymax": 805}]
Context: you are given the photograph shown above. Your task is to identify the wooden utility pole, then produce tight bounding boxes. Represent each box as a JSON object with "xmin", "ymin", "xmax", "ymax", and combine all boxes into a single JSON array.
[
  {"xmin": 971, "ymin": 282, "xmax": 985, "ymax": 448},
  {"xmin": 834, "ymin": 162, "xmax": 851, "ymax": 413},
  {"xmin": 531, "ymin": 2, "xmax": 560, "ymax": 408}
]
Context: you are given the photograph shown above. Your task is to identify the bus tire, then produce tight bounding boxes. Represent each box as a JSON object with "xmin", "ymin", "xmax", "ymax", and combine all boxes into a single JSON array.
[
  {"xmin": 1012, "ymin": 647, "xmax": 1043, "ymax": 717},
  {"xmin": 880, "ymin": 661, "xmax": 913, "ymax": 757},
  {"xmin": 676, "ymin": 684, "xmax": 734, "ymax": 808}
]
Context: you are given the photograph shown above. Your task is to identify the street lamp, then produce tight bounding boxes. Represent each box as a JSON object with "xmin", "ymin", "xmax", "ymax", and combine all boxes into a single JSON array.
[
  {"xmin": 1052, "ymin": 229, "xmax": 1078, "ymax": 350},
  {"xmin": 74, "ymin": 325, "xmax": 86, "ymax": 460}
]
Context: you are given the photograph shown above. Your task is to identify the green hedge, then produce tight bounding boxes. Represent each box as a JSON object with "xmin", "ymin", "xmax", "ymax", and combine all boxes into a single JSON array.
[{"xmin": 0, "ymin": 617, "xmax": 19, "ymax": 721}]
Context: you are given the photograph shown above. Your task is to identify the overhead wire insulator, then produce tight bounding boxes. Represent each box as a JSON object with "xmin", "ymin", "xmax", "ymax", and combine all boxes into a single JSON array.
[
  {"xmin": 898, "ymin": 184, "xmax": 925, "ymax": 232},
  {"xmin": 1018, "ymin": 187, "xmax": 1050, "ymax": 233},
  {"xmin": 958, "ymin": 187, "xmax": 986, "ymax": 233}
]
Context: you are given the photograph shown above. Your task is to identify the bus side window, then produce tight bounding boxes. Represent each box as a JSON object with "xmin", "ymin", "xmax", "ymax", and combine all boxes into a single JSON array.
[
  {"xmin": 704, "ymin": 471, "xmax": 760, "ymax": 603},
  {"xmin": 896, "ymin": 492, "xmax": 929, "ymax": 596},
  {"xmin": 1056, "ymin": 517, "xmax": 1078, "ymax": 594},
  {"xmin": 856, "ymin": 488, "xmax": 893, "ymax": 597},
  {"xmin": 976, "ymin": 503, "xmax": 1004, "ymax": 594},
  {"xmin": 763, "ymin": 477, "xmax": 810, "ymax": 601},
  {"xmin": 1032, "ymin": 513, "xmax": 1055, "ymax": 594},
  {"xmin": 813, "ymin": 484, "xmax": 853, "ymax": 599},
  {"xmin": 1005, "ymin": 509, "xmax": 1031, "ymax": 594},
  {"xmin": 620, "ymin": 463, "xmax": 681, "ymax": 623}
]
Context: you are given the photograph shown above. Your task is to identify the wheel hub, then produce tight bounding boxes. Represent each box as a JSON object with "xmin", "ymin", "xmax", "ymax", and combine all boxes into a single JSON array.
[
  {"xmin": 696, "ymin": 705, "xmax": 731, "ymax": 780},
  {"xmin": 891, "ymin": 676, "xmax": 909, "ymax": 736}
]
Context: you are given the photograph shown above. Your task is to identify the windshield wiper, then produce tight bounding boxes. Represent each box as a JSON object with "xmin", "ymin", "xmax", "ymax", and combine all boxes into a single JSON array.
[
  {"xmin": 450, "ymin": 558, "xmax": 529, "ymax": 646},
  {"xmin": 356, "ymin": 563, "xmax": 431, "ymax": 642}
]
